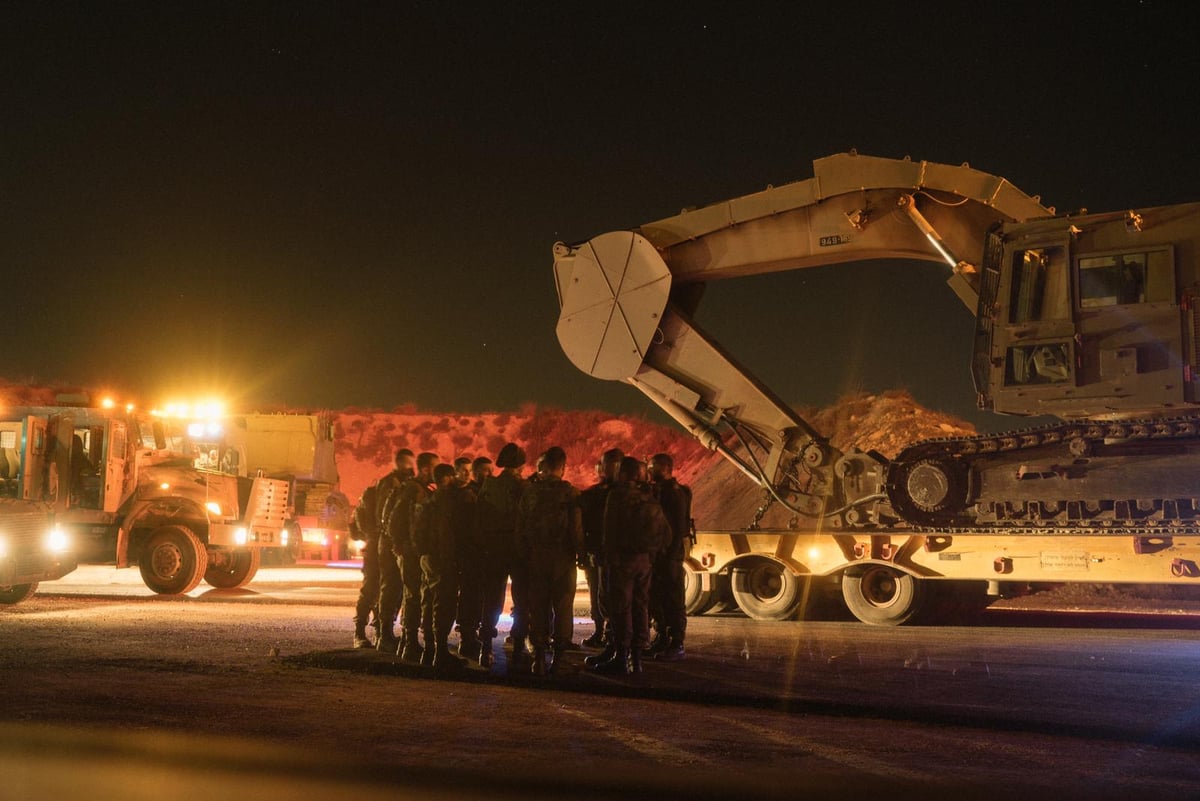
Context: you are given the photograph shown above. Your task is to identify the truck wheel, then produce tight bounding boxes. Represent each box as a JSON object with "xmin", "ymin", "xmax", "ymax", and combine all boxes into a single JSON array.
[
  {"xmin": 683, "ymin": 563, "xmax": 714, "ymax": 615},
  {"xmin": 138, "ymin": 525, "xmax": 208, "ymax": 595},
  {"xmin": 0, "ymin": 583, "xmax": 38, "ymax": 605},
  {"xmin": 841, "ymin": 565, "xmax": 924, "ymax": 626},
  {"xmin": 730, "ymin": 558, "xmax": 804, "ymax": 620},
  {"xmin": 204, "ymin": 548, "xmax": 262, "ymax": 589}
]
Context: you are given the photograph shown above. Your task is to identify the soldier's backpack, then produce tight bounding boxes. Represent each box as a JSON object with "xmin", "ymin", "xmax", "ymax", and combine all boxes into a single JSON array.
[
  {"xmin": 521, "ymin": 479, "xmax": 574, "ymax": 550},
  {"xmin": 353, "ymin": 484, "xmax": 379, "ymax": 538},
  {"xmin": 632, "ymin": 492, "xmax": 672, "ymax": 555},
  {"xmin": 477, "ymin": 473, "xmax": 521, "ymax": 533}
]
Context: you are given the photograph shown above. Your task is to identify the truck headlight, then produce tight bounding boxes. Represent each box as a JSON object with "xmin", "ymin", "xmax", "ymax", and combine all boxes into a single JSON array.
[
  {"xmin": 45, "ymin": 527, "xmax": 70, "ymax": 554},
  {"xmin": 234, "ymin": 527, "xmax": 248, "ymax": 546},
  {"xmin": 280, "ymin": 528, "xmax": 289, "ymax": 546},
  {"xmin": 205, "ymin": 502, "xmax": 222, "ymax": 516}
]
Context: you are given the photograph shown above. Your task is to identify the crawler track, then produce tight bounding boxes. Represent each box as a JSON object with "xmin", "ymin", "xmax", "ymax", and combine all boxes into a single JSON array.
[{"xmin": 886, "ymin": 415, "xmax": 1200, "ymax": 535}]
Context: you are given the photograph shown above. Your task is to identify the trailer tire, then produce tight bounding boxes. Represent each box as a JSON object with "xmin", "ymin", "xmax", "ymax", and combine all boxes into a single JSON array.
[
  {"xmin": 204, "ymin": 548, "xmax": 261, "ymax": 589},
  {"xmin": 841, "ymin": 565, "xmax": 924, "ymax": 626},
  {"xmin": 139, "ymin": 525, "xmax": 208, "ymax": 595},
  {"xmin": 730, "ymin": 558, "xmax": 804, "ymax": 621},
  {"xmin": 0, "ymin": 583, "xmax": 38, "ymax": 605},
  {"xmin": 683, "ymin": 563, "xmax": 714, "ymax": 615}
]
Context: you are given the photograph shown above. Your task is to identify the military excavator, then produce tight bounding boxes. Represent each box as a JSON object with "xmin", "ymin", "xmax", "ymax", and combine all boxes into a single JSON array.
[{"xmin": 552, "ymin": 151, "xmax": 1200, "ymax": 624}]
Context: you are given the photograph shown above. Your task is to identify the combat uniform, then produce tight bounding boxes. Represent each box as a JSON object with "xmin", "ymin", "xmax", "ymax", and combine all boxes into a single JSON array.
[
  {"xmin": 351, "ymin": 484, "xmax": 381, "ymax": 648},
  {"xmin": 451, "ymin": 481, "xmax": 483, "ymax": 660},
  {"xmin": 387, "ymin": 475, "xmax": 435, "ymax": 661},
  {"xmin": 517, "ymin": 476, "xmax": 583, "ymax": 674},
  {"xmin": 373, "ymin": 470, "xmax": 408, "ymax": 652},
  {"xmin": 649, "ymin": 477, "xmax": 693, "ymax": 659},
  {"xmin": 414, "ymin": 484, "xmax": 467, "ymax": 670},
  {"xmin": 476, "ymin": 469, "xmax": 528, "ymax": 668},
  {"xmin": 578, "ymin": 479, "xmax": 612, "ymax": 647},
  {"xmin": 594, "ymin": 481, "xmax": 671, "ymax": 674}
]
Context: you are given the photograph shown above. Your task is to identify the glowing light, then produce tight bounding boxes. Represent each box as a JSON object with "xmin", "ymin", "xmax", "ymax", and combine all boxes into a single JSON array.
[
  {"xmin": 100, "ymin": 398, "xmax": 115, "ymax": 409},
  {"xmin": 160, "ymin": 482, "xmax": 171, "ymax": 490},
  {"xmin": 808, "ymin": 546, "xmax": 821, "ymax": 560},
  {"xmin": 125, "ymin": 403, "xmax": 135, "ymax": 412},
  {"xmin": 0, "ymin": 536, "xmax": 8, "ymax": 560},
  {"xmin": 280, "ymin": 529, "xmax": 289, "ymax": 546},
  {"xmin": 234, "ymin": 527, "xmax": 248, "ymax": 546},
  {"xmin": 205, "ymin": 502, "xmax": 222, "ymax": 516},
  {"xmin": 45, "ymin": 527, "xmax": 70, "ymax": 554}
]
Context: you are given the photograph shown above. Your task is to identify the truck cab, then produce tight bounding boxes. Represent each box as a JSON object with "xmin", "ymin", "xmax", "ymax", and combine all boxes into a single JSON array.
[
  {"xmin": 976, "ymin": 202, "xmax": 1200, "ymax": 419},
  {"xmin": 0, "ymin": 402, "xmax": 291, "ymax": 594},
  {"xmin": 0, "ymin": 416, "xmax": 77, "ymax": 604}
]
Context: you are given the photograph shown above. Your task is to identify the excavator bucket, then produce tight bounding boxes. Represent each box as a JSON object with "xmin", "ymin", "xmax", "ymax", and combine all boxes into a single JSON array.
[{"xmin": 553, "ymin": 231, "xmax": 672, "ymax": 381}]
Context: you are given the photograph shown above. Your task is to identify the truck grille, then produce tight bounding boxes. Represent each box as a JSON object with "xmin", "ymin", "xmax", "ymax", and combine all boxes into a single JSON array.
[{"xmin": 0, "ymin": 507, "xmax": 46, "ymax": 576}]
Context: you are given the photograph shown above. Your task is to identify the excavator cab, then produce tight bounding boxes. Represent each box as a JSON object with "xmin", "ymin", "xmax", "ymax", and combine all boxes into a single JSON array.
[{"xmin": 976, "ymin": 203, "xmax": 1199, "ymax": 420}]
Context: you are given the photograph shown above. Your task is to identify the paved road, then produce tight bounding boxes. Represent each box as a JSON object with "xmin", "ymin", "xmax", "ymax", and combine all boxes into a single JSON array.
[{"xmin": 3, "ymin": 565, "xmax": 1200, "ymax": 800}]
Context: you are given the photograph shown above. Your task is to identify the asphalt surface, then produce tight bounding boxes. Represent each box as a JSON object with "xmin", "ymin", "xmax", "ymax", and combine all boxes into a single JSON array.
[{"xmin": 2, "ymin": 565, "xmax": 1200, "ymax": 800}]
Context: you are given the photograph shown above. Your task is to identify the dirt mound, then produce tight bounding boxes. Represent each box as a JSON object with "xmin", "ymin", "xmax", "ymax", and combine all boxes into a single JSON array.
[
  {"xmin": 334, "ymin": 405, "xmax": 714, "ymax": 502},
  {"xmin": 692, "ymin": 389, "xmax": 976, "ymax": 530},
  {"xmin": 0, "ymin": 380, "xmax": 89, "ymax": 408}
]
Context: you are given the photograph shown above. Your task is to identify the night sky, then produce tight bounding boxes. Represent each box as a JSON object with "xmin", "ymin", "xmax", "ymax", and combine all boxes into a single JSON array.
[{"xmin": 3, "ymin": 2, "xmax": 1198, "ymax": 432}]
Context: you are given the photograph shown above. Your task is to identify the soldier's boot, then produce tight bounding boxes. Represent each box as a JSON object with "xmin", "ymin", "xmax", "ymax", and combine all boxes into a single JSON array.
[
  {"xmin": 399, "ymin": 633, "xmax": 423, "ymax": 663},
  {"xmin": 655, "ymin": 639, "xmax": 685, "ymax": 662},
  {"xmin": 643, "ymin": 631, "xmax": 669, "ymax": 657},
  {"xmin": 420, "ymin": 637, "xmax": 435, "ymax": 668},
  {"xmin": 511, "ymin": 633, "xmax": 531, "ymax": 658},
  {"xmin": 530, "ymin": 648, "xmax": 547, "ymax": 676},
  {"xmin": 583, "ymin": 642, "xmax": 615, "ymax": 668},
  {"xmin": 581, "ymin": 630, "xmax": 605, "ymax": 648},
  {"xmin": 352, "ymin": 621, "xmax": 372, "ymax": 650},
  {"xmin": 547, "ymin": 648, "xmax": 566, "ymax": 675},
  {"xmin": 630, "ymin": 649, "xmax": 643, "ymax": 674},
  {"xmin": 458, "ymin": 634, "xmax": 482, "ymax": 662},
  {"xmin": 592, "ymin": 647, "xmax": 631, "ymax": 676},
  {"xmin": 478, "ymin": 639, "xmax": 494, "ymax": 669},
  {"xmin": 433, "ymin": 640, "xmax": 468, "ymax": 673},
  {"xmin": 377, "ymin": 624, "xmax": 400, "ymax": 654},
  {"xmin": 509, "ymin": 642, "xmax": 531, "ymax": 671}
]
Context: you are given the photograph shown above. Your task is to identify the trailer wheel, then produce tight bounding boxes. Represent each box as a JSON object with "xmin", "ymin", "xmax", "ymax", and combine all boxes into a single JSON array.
[
  {"xmin": 683, "ymin": 563, "xmax": 714, "ymax": 615},
  {"xmin": 139, "ymin": 525, "xmax": 208, "ymax": 595},
  {"xmin": 841, "ymin": 565, "xmax": 924, "ymax": 626},
  {"xmin": 204, "ymin": 548, "xmax": 262, "ymax": 589},
  {"xmin": 0, "ymin": 583, "xmax": 38, "ymax": 605},
  {"xmin": 730, "ymin": 558, "xmax": 804, "ymax": 620}
]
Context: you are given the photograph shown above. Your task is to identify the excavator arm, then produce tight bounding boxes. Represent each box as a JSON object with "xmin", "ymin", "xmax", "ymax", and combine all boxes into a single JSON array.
[{"xmin": 553, "ymin": 152, "xmax": 1049, "ymax": 528}]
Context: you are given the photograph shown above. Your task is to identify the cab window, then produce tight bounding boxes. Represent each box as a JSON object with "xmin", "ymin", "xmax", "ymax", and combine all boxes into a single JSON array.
[
  {"xmin": 1008, "ymin": 246, "xmax": 1070, "ymax": 323},
  {"xmin": 1005, "ymin": 341, "xmax": 1073, "ymax": 385},
  {"xmin": 1078, "ymin": 249, "xmax": 1173, "ymax": 308}
]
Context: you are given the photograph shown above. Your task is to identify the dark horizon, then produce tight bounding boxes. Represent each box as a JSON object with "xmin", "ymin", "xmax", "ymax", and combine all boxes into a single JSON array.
[{"xmin": 3, "ymin": 3, "xmax": 1198, "ymax": 434}]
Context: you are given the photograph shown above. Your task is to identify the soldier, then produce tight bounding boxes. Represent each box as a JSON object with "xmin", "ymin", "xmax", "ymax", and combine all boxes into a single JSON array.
[
  {"xmin": 387, "ymin": 451, "xmax": 440, "ymax": 664},
  {"xmin": 454, "ymin": 455, "xmax": 491, "ymax": 659},
  {"xmin": 590, "ymin": 456, "xmax": 671, "ymax": 675},
  {"xmin": 517, "ymin": 447, "xmax": 583, "ymax": 675},
  {"xmin": 453, "ymin": 456, "xmax": 472, "ymax": 487},
  {"xmin": 647, "ymin": 453, "xmax": 692, "ymax": 662},
  {"xmin": 350, "ymin": 482, "xmax": 381, "ymax": 649},
  {"xmin": 579, "ymin": 448, "xmax": 623, "ymax": 649},
  {"xmin": 414, "ymin": 463, "xmax": 469, "ymax": 672},
  {"xmin": 375, "ymin": 449, "xmax": 415, "ymax": 653},
  {"xmin": 476, "ymin": 442, "xmax": 528, "ymax": 670}
]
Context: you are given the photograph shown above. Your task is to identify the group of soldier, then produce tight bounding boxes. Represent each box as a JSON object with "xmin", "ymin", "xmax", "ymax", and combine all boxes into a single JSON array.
[{"xmin": 349, "ymin": 441, "xmax": 692, "ymax": 677}]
